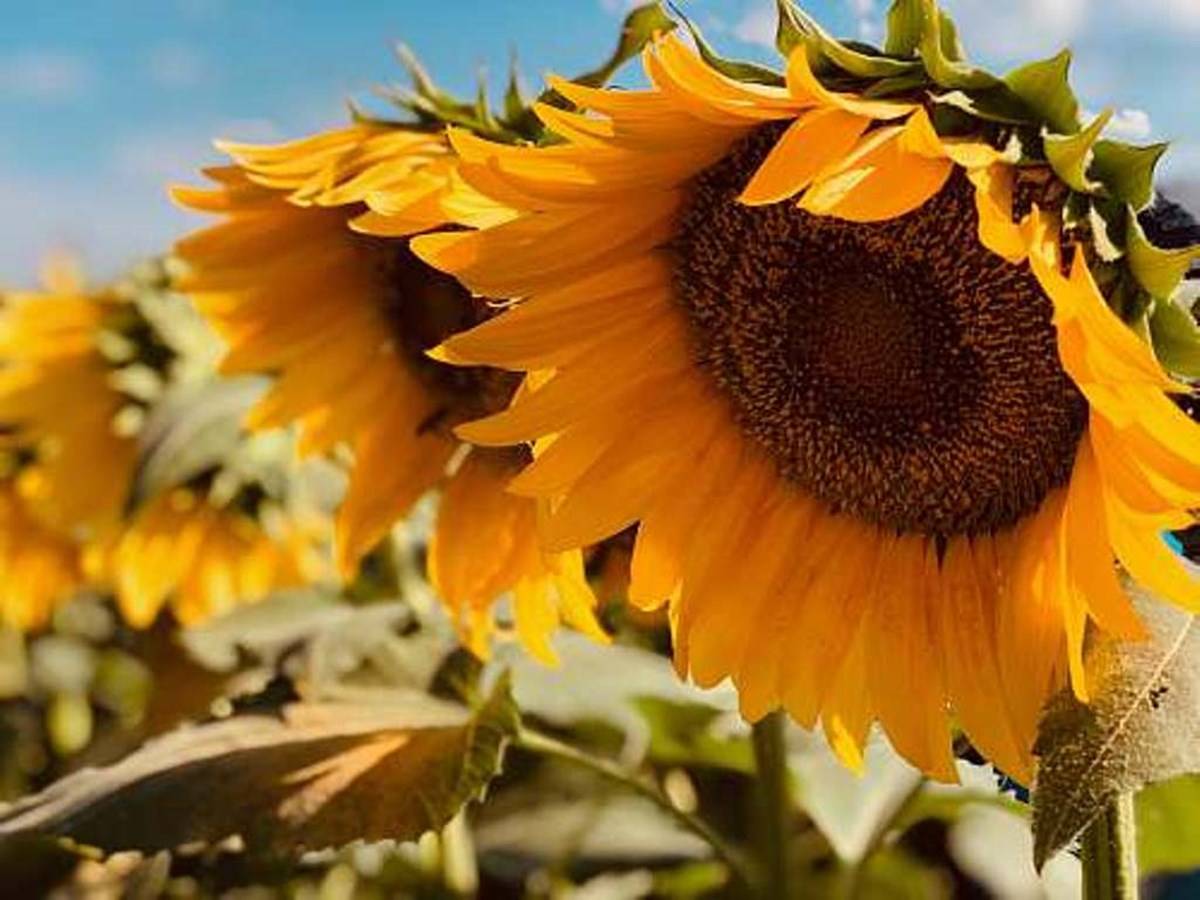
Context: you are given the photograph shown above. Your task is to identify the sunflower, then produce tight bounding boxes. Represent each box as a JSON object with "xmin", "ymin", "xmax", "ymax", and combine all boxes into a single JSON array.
[
  {"xmin": 87, "ymin": 481, "xmax": 323, "ymax": 629},
  {"xmin": 412, "ymin": 17, "xmax": 1200, "ymax": 780},
  {"xmin": 172, "ymin": 122, "xmax": 605, "ymax": 661},
  {"xmin": 0, "ymin": 256, "xmax": 141, "ymax": 539},
  {"xmin": 0, "ymin": 465, "xmax": 85, "ymax": 631}
]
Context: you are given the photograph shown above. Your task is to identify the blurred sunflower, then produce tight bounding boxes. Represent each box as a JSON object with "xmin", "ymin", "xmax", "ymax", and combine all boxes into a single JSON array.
[
  {"xmin": 0, "ymin": 256, "xmax": 143, "ymax": 539},
  {"xmin": 172, "ymin": 122, "xmax": 605, "ymax": 662},
  {"xmin": 414, "ymin": 19, "xmax": 1200, "ymax": 780},
  {"xmin": 89, "ymin": 481, "xmax": 323, "ymax": 629},
  {"xmin": 0, "ymin": 461, "xmax": 84, "ymax": 631}
]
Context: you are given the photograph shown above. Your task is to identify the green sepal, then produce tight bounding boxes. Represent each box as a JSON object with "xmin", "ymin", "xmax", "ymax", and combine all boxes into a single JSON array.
[
  {"xmin": 503, "ymin": 55, "xmax": 527, "ymax": 124},
  {"xmin": 936, "ymin": 9, "xmax": 966, "ymax": 62},
  {"xmin": 884, "ymin": 0, "xmax": 923, "ymax": 57},
  {"xmin": 777, "ymin": 0, "xmax": 921, "ymax": 78},
  {"xmin": 1091, "ymin": 140, "xmax": 1169, "ymax": 211},
  {"xmin": 473, "ymin": 69, "xmax": 500, "ymax": 133},
  {"xmin": 1003, "ymin": 49, "xmax": 1080, "ymax": 135},
  {"xmin": 1044, "ymin": 108, "xmax": 1111, "ymax": 192},
  {"xmin": 574, "ymin": 1, "xmax": 677, "ymax": 87},
  {"xmin": 1149, "ymin": 295, "xmax": 1200, "ymax": 378},
  {"xmin": 675, "ymin": 10, "xmax": 783, "ymax": 86},
  {"xmin": 1075, "ymin": 197, "xmax": 1128, "ymax": 264},
  {"xmin": 1128, "ymin": 212, "xmax": 1200, "ymax": 299},
  {"xmin": 917, "ymin": 0, "xmax": 1000, "ymax": 90},
  {"xmin": 1109, "ymin": 270, "xmax": 1156, "ymax": 326},
  {"xmin": 931, "ymin": 88, "xmax": 1030, "ymax": 125},
  {"xmin": 861, "ymin": 70, "xmax": 930, "ymax": 98}
]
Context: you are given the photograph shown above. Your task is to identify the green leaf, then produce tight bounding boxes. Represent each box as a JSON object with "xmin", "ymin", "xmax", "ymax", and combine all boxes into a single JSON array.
[
  {"xmin": 633, "ymin": 698, "xmax": 754, "ymax": 773},
  {"xmin": 674, "ymin": 13, "xmax": 783, "ymax": 86},
  {"xmin": 1128, "ymin": 211, "xmax": 1200, "ymax": 299},
  {"xmin": 1032, "ymin": 568, "xmax": 1200, "ymax": 869},
  {"xmin": 132, "ymin": 376, "xmax": 266, "ymax": 506},
  {"xmin": 1043, "ymin": 108, "xmax": 1111, "ymax": 192},
  {"xmin": 1003, "ymin": 49, "xmax": 1080, "ymax": 135},
  {"xmin": 884, "ymin": 0, "xmax": 923, "ymax": 57},
  {"xmin": 1091, "ymin": 140, "xmax": 1168, "ymax": 210},
  {"xmin": 778, "ymin": 1, "xmax": 921, "ymax": 78},
  {"xmin": 917, "ymin": 0, "xmax": 999, "ymax": 90},
  {"xmin": 502, "ymin": 632, "xmax": 737, "ymax": 750},
  {"xmin": 574, "ymin": 2, "xmax": 678, "ymax": 88},
  {"xmin": 1136, "ymin": 775, "xmax": 1200, "ymax": 876},
  {"xmin": 0, "ymin": 680, "xmax": 518, "ymax": 855},
  {"xmin": 1149, "ymin": 294, "xmax": 1200, "ymax": 377}
]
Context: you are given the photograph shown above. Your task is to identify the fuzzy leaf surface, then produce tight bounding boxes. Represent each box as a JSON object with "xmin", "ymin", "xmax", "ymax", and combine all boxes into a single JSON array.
[{"xmin": 1032, "ymin": 569, "xmax": 1200, "ymax": 868}]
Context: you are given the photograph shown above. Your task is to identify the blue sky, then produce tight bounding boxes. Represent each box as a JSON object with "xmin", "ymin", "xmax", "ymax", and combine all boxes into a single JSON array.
[{"xmin": 1, "ymin": 0, "xmax": 1198, "ymax": 285}]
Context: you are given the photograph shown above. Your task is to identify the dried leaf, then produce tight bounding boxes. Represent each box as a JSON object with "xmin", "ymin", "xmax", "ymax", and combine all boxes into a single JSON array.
[
  {"xmin": 1032, "ymin": 568, "xmax": 1200, "ymax": 868},
  {"xmin": 0, "ymin": 680, "xmax": 517, "ymax": 857}
]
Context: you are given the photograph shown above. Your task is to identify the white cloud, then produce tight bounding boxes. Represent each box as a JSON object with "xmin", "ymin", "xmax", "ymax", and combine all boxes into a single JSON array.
[
  {"xmin": 0, "ymin": 51, "xmax": 91, "ymax": 101},
  {"xmin": 939, "ymin": 0, "xmax": 1088, "ymax": 58},
  {"xmin": 847, "ymin": 0, "xmax": 882, "ymax": 43},
  {"xmin": 1105, "ymin": 108, "xmax": 1154, "ymax": 142},
  {"xmin": 147, "ymin": 43, "xmax": 208, "ymax": 88},
  {"xmin": 1117, "ymin": 0, "xmax": 1200, "ymax": 30},
  {"xmin": 733, "ymin": 2, "xmax": 776, "ymax": 49}
]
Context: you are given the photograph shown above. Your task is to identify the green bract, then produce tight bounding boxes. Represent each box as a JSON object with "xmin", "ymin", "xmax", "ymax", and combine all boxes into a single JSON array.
[{"xmin": 679, "ymin": 0, "xmax": 1200, "ymax": 378}]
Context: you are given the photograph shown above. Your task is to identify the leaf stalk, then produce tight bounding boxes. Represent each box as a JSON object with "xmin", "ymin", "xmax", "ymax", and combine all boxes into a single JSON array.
[{"xmin": 1082, "ymin": 792, "xmax": 1139, "ymax": 900}]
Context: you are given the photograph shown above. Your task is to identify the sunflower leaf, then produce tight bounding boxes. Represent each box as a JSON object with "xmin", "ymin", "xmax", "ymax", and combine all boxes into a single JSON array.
[
  {"xmin": 916, "ymin": 0, "xmax": 1000, "ymax": 90},
  {"xmin": 1136, "ymin": 775, "xmax": 1200, "ymax": 876},
  {"xmin": 673, "ymin": 11, "xmax": 783, "ymax": 86},
  {"xmin": 1091, "ymin": 141, "xmax": 1168, "ymax": 211},
  {"xmin": 884, "ymin": 0, "xmax": 924, "ymax": 57},
  {"xmin": 0, "ymin": 679, "xmax": 518, "ymax": 856},
  {"xmin": 1149, "ymin": 295, "xmax": 1200, "ymax": 377},
  {"xmin": 1003, "ymin": 49, "xmax": 1080, "ymax": 135},
  {"xmin": 1043, "ymin": 108, "xmax": 1111, "ymax": 192},
  {"xmin": 574, "ymin": 2, "xmax": 677, "ymax": 88},
  {"xmin": 1127, "ymin": 211, "xmax": 1200, "ymax": 299},
  {"xmin": 778, "ymin": 0, "xmax": 920, "ymax": 78},
  {"xmin": 1032, "ymin": 569, "xmax": 1200, "ymax": 869}
]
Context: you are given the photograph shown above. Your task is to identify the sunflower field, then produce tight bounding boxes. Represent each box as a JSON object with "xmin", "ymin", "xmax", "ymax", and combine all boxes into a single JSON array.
[{"xmin": 1, "ymin": 1, "xmax": 1199, "ymax": 897}]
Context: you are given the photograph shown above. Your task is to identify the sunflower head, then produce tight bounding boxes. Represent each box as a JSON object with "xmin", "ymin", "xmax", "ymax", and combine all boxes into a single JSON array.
[
  {"xmin": 413, "ymin": 0, "xmax": 1200, "ymax": 780},
  {"xmin": 88, "ymin": 378, "xmax": 332, "ymax": 628},
  {"xmin": 0, "ymin": 257, "xmax": 186, "ymax": 540},
  {"xmin": 163, "ymin": 30, "xmax": 698, "ymax": 662}
]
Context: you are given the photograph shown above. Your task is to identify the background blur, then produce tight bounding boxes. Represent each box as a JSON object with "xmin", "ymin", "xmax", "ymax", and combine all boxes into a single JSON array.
[{"xmin": 2, "ymin": 0, "xmax": 1198, "ymax": 286}]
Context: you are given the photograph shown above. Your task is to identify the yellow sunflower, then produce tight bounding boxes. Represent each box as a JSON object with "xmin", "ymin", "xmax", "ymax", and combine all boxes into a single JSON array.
[
  {"xmin": 0, "ymin": 257, "xmax": 139, "ymax": 539},
  {"xmin": 0, "ymin": 471, "xmax": 85, "ymax": 631},
  {"xmin": 172, "ymin": 123, "xmax": 605, "ymax": 661},
  {"xmin": 413, "ymin": 27, "xmax": 1200, "ymax": 780},
  {"xmin": 88, "ymin": 483, "xmax": 324, "ymax": 628}
]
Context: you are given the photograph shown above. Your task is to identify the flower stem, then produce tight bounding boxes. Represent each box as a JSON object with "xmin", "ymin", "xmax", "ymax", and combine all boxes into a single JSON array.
[
  {"xmin": 1082, "ymin": 793, "xmax": 1139, "ymax": 900},
  {"xmin": 751, "ymin": 711, "xmax": 792, "ymax": 900},
  {"xmin": 513, "ymin": 725, "xmax": 754, "ymax": 890}
]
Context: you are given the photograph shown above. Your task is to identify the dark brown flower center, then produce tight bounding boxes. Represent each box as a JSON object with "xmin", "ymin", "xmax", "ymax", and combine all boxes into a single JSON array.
[
  {"xmin": 671, "ymin": 124, "xmax": 1089, "ymax": 537},
  {"xmin": 358, "ymin": 237, "xmax": 519, "ymax": 436}
]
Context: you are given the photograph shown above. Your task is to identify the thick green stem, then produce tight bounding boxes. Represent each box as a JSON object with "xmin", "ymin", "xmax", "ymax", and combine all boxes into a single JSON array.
[
  {"xmin": 514, "ymin": 726, "xmax": 754, "ymax": 890},
  {"xmin": 751, "ymin": 711, "xmax": 791, "ymax": 900},
  {"xmin": 1082, "ymin": 793, "xmax": 1139, "ymax": 900}
]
